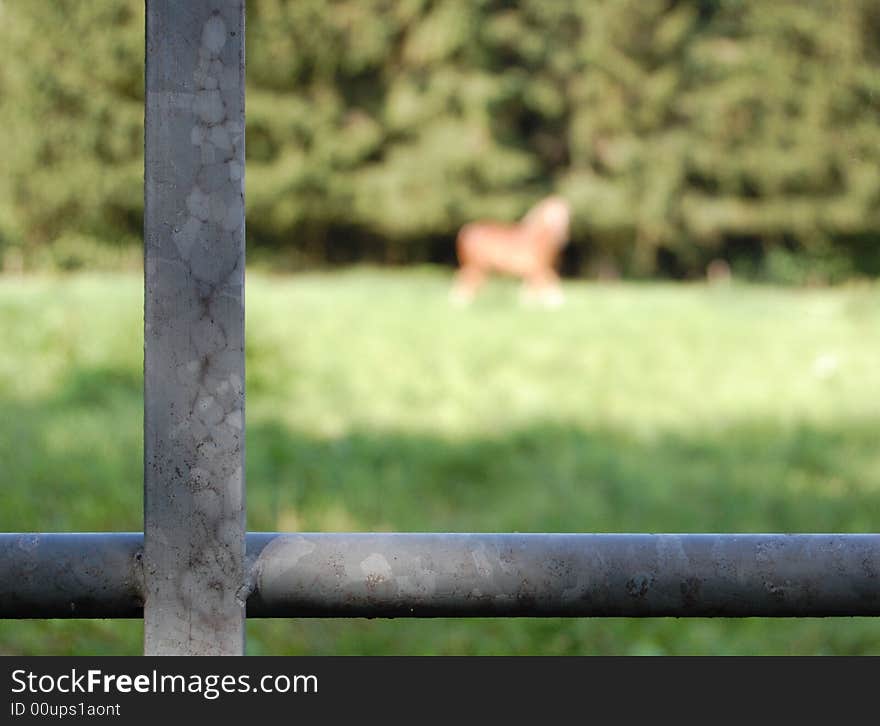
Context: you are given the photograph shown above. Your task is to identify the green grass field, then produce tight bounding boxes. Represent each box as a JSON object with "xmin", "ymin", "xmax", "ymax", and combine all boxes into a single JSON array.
[{"xmin": 1, "ymin": 268, "xmax": 879, "ymax": 654}]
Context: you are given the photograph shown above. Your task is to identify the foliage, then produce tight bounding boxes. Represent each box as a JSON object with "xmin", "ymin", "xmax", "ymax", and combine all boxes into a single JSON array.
[
  {"xmin": 1, "ymin": 269, "xmax": 880, "ymax": 654},
  {"xmin": 1, "ymin": 1, "xmax": 879, "ymax": 277},
  {"xmin": 0, "ymin": 2, "xmax": 143, "ymax": 262}
]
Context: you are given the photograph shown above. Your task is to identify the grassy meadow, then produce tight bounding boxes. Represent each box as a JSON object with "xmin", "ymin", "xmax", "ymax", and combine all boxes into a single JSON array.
[{"xmin": 1, "ymin": 268, "xmax": 879, "ymax": 654}]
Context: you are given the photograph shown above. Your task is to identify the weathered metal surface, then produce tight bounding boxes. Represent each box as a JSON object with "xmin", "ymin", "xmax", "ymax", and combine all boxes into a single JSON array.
[
  {"xmin": 2, "ymin": 534, "xmax": 877, "ymax": 618},
  {"xmin": 144, "ymin": 0, "xmax": 246, "ymax": 655},
  {"xmin": 0, "ymin": 534, "xmax": 143, "ymax": 618},
  {"xmin": 247, "ymin": 533, "xmax": 880, "ymax": 617}
]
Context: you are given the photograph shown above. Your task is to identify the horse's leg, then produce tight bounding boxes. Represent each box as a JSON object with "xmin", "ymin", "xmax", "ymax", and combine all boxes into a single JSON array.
[
  {"xmin": 523, "ymin": 267, "xmax": 564, "ymax": 308},
  {"xmin": 540, "ymin": 269, "xmax": 564, "ymax": 308},
  {"xmin": 450, "ymin": 264, "xmax": 485, "ymax": 305},
  {"xmin": 519, "ymin": 277, "xmax": 540, "ymax": 306}
]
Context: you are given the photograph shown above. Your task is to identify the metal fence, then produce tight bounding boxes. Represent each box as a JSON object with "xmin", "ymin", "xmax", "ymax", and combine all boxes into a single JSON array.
[{"xmin": 1, "ymin": 1, "xmax": 878, "ymax": 655}]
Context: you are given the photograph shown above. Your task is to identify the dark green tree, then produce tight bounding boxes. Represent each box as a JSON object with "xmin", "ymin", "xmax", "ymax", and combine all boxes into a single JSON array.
[{"xmin": 2, "ymin": 0, "xmax": 878, "ymax": 279}]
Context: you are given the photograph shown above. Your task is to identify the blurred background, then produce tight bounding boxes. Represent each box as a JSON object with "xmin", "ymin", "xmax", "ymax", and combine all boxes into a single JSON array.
[{"xmin": 1, "ymin": 0, "xmax": 879, "ymax": 654}]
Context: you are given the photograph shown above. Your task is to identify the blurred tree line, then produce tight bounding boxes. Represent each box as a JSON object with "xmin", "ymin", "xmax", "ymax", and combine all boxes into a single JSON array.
[{"xmin": 1, "ymin": 0, "xmax": 878, "ymax": 280}]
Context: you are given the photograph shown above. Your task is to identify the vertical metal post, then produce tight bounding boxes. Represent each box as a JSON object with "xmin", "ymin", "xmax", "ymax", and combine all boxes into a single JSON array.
[{"xmin": 144, "ymin": 0, "xmax": 246, "ymax": 655}]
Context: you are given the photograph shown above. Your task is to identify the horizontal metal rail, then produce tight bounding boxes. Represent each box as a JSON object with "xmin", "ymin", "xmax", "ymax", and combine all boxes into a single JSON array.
[
  {"xmin": 1, "ymin": 533, "xmax": 878, "ymax": 619},
  {"xmin": 0, "ymin": 533, "xmax": 144, "ymax": 618}
]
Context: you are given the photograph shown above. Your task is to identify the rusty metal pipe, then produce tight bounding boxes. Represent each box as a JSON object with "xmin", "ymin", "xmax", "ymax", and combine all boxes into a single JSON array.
[{"xmin": 1, "ymin": 533, "xmax": 878, "ymax": 619}]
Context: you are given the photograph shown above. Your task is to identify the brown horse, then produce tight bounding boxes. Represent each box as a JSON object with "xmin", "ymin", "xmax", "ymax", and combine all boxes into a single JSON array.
[{"xmin": 451, "ymin": 196, "xmax": 571, "ymax": 307}]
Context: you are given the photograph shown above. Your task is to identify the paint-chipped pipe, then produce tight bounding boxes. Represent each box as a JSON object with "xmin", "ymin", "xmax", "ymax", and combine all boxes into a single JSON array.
[{"xmin": 246, "ymin": 533, "xmax": 880, "ymax": 617}]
